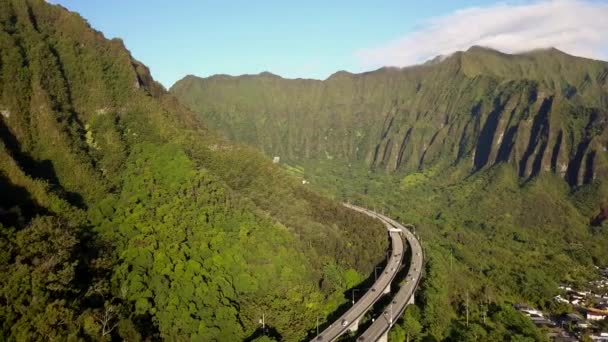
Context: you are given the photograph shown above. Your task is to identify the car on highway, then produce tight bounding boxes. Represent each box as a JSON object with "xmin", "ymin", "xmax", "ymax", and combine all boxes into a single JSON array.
[{"xmin": 341, "ymin": 319, "xmax": 348, "ymax": 327}]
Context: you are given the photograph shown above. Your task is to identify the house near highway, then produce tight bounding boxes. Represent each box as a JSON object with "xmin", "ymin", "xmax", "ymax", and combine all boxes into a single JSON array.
[
  {"xmin": 586, "ymin": 308, "xmax": 608, "ymax": 321},
  {"xmin": 590, "ymin": 332, "xmax": 608, "ymax": 341},
  {"xmin": 514, "ymin": 304, "xmax": 544, "ymax": 317}
]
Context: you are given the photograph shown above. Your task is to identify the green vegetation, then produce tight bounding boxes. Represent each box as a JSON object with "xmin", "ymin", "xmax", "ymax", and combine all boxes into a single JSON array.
[
  {"xmin": 172, "ymin": 41, "xmax": 608, "ymax": 340},
  {"xmin": 0, "ymin": 0, "xmax": 388, "ymax": 340},
  {"xmin": 2, "ymin": 0, "xmax": 607, "ymax": 340},
  {"xmin": 275, "ymin": 158, "xmax": 608, "ymax": 341},
  {"xmin": 172, "ymin": 47, "xmax": 608, "ymax": 188}
]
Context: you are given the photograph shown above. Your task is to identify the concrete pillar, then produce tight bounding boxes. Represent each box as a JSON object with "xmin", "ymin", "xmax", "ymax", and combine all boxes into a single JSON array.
[
  {"xmin": 347, "ymin": 317, "xmax": 361, "ymax": 333},
  {"xmin": 408, "ymin": 293, "xmax": 415, "ymax": 305},
  {"xmin": 383, "ymin": 284, "xmax": 391, "ymax": 295},
  {"xmin": 378, "ymin": 330, "xmax": 389, "ymax": 342}
]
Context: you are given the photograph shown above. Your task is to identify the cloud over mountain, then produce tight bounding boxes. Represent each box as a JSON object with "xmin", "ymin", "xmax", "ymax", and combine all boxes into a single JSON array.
[{"xmin": 357, "ymin": 0, "xmax": 608, "ymax": 68}]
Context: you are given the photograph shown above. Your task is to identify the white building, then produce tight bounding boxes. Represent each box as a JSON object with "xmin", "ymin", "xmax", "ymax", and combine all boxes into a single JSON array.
[
  {"xmin": 590, "ymin": 332, "xmax": 608, "ymax": 341},
  {"xmin": 587, "ymin": 310, "xmax": 608, "ymax": 321}
]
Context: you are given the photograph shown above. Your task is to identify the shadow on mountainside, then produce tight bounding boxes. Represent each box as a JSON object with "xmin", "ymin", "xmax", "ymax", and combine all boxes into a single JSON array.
[
  {"xmin": 0, "ymin": 118, "xmax": 85, "ymax": 209},
  {"xmin": 0, "ymin": 173, "xmax": 49, "ymax": 228}
]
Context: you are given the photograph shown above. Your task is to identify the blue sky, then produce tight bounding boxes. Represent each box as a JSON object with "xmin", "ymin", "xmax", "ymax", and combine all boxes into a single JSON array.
[{"xmin": 51, "ymin": 0, "xmax": 608, "ymax": 88}]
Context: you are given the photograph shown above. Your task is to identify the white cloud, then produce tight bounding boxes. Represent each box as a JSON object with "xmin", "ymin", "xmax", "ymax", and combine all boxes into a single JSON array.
[{"xmin": 357, "ymin": 0, "xmax": 608, "ymax": 69}]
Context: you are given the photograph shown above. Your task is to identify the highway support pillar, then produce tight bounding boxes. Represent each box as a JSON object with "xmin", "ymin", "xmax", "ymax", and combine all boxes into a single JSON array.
[
  {"xmin": 383, "ymin": 284, "xmax": 391, "ymax": 295},
  {"xmin": 408, "ymin": 293, "xmax": 415, "ymax": 305},
  {"xmin": 347, "ymin": 317, "xmax": 361, "ymax": 333},
  {"xmin": 378, "ymin": 330, "xmax": 389, "ymax": 342}
]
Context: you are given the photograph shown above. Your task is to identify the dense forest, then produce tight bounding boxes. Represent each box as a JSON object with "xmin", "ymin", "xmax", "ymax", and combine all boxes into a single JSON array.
[
  {"xmin": 172, "ymin": 41, "xmax": 608, "ymax": 340},
  {"xmin": 0, "ymin": 0, "xmax": 389, "ymax": 340},
  {"xmin": 2, "ymin": 0, "xmax": 608, "ymax": 341}
]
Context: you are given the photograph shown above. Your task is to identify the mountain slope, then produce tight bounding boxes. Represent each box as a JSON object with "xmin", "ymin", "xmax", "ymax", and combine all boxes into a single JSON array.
[
  {"xmin": 171, "ymin": 47, "xmax": 608, "ymax": 187},
  {"xmin": 0, "ymin": 1, "xmax": 387, "ymax": 340},
  {"xmin": 172, "ymin": 47, "xmax": 608, "ymax": 340}
]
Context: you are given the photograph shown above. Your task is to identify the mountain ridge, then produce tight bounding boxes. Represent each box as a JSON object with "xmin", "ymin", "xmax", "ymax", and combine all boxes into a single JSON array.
[
  {"xmin": 172, "ymin": 45, "xmax": 608, "ymax": 341},
  {"xmin": 171, "ymin": 47, "xmax": 608, "ymax": 188},
  {"xmin": 181, "ymin": 46, "xmax": 607, "ymax": 84}
]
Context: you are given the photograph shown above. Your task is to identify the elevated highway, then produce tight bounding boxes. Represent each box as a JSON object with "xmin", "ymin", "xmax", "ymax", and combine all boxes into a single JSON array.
[
  {"xmin": 357, "ymin": 213, "xmax": 424, "ymax": 342},
  {"xmin": 311, "ymin": 204, "xmax": 423, "ymax": 342}
]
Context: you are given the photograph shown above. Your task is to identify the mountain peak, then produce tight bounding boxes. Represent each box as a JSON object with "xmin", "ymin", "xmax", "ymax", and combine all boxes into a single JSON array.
[
  {"xmin": 258, "ymin": 71, "xmax": 280, "ymax": 78},
  {"xmin": 464, "ymin": 45, "xmax": 573, "ymax": 58},
  {"xmin": 327, "ymin": 70, "xmax": 354, "ymax": 80},
  {"xmin": 466, "ymin": 45, "xmax": 500, "ymax": 53}
]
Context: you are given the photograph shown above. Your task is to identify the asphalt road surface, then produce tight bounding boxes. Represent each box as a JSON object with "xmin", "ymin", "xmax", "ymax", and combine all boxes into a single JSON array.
[
  {"xmin": 311, "ymin": 204, "xmax": 406, "ymax": 342},
  {"xmin": 357, "ymin": 213, "xmax": 424, "ymax": 341}
]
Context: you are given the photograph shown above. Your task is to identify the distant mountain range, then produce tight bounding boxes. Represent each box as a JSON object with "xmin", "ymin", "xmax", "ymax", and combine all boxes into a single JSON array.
[
  {"xmin": 171, "ymin": 48, "xmax": 608, "ymax": 340},
  {"xmin": 172, "ymin": 46, "xmax": 608, "ymax": 188}
]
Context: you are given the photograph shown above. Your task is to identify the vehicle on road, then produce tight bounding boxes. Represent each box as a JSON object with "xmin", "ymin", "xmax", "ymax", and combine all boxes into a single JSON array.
[{"xmin": 341, "ymin": 319, "xmax": 348, "ymax": 327}]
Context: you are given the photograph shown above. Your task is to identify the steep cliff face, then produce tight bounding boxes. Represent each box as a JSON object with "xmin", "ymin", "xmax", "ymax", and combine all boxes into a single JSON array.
[
  {"xmin": 0, "ymin": 0, "xmax": 187, "ymax": 205},
  {"xmin": 171, "ymin": 47, "xmax": 608, "ymax": 187}
]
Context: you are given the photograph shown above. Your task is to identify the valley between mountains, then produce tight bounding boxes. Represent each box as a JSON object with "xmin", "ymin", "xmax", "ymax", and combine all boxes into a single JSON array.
[
  {"xmin": 1, "ymin": 0, "xmax": 607, "ymax": 341},
  {"xmin": 172, "ymin": 46, "xmax": 608, "ymax": 340}
]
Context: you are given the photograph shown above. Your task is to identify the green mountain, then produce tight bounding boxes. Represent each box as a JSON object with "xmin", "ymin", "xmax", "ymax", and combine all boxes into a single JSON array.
[
  {"xmin": 172, "ymin": 47, "xmax": 608, "ymax": 339},
  {"xmin": 0, "ymin": 1, "xmax": 388, "ymax": 340},
  {"xmin": 171, "ymin": 47, "xmax": 608, "ymax": 187}
]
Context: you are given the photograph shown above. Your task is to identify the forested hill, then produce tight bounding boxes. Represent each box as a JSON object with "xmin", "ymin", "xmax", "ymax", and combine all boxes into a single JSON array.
[
  {"xmin": 171, "ymin": 47, "xmax": 608, "ymax": 187},
  {"xmin": 172, "ymin": 45, "xmax": 608, "ymax": 340},
  {"xmin": 0, "ymin": 0, "xmax": 388, "ymax": 340}
]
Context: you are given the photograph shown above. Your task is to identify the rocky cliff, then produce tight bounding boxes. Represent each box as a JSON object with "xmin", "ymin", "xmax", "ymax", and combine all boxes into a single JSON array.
[{"xmin": 171, "ymin": 47, "xmax": 608, "ymax": 187}]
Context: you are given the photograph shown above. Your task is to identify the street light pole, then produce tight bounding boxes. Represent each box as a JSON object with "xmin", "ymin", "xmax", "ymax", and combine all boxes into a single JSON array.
[
  {"xmin": 316, "ymin": 317, "xmax": 319, "ymax": 335},
  {"xmin": 352, "ymin": 288, "xmax": 359, "ymax": 305},
  {"xmin": 390, "ymin": 302, "xmax": 393, "ymax": 325}
]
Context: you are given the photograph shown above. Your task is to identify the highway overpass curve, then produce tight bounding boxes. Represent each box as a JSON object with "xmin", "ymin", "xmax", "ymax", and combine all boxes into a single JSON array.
[
  {"xmin": 357, "ymin": 213, "xmax": 424, "ymax": 342},
  {"xmin": 311, "ymin": 204, "xmax": 405, "ymax": 342}
]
